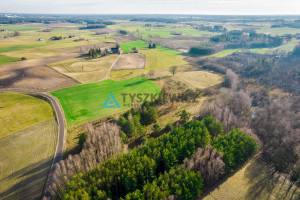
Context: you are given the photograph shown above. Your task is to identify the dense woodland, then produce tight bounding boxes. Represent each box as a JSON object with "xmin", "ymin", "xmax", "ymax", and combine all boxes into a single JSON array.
[
  {"xmin": 57, "ymin": 116, "xmax": 257, "ymax": 199},
  {"xmin": 194, "ymin": 45, "xmax": 300, "ymax": 193},
  {"xmin": 189, "ymin": 30, "xmax": 286, "ymax": 56}
]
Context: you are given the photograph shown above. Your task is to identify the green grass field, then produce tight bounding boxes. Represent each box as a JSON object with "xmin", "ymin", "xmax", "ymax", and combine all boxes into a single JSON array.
[
  {"xmin": 0, "ymin": 93, "xmax": 54, "ymax": 139},
  {"xmin": 0, "ymin": 54, "xmax": 20, "ymax": 65},
  {"xmin": 209, "ymin": 49, "xmax": 240, "ymax": 57},
  {"xmin": 120, "ymin": 40, "xmax": 181, "ymax": 55},
  {"xmin": 0, "ymin": 25, "xmax": 42, "ymax": 31},
  {"xmin": 0, "ymin": 119, "xmax": 57, "ymax": 200},
  {"xmin": 51, "ymin": 77, "xmax": 161, "ymax": 127},
  {"xmin": 120, "ymin": 40, "xmax": 149, "ymax": 53},
  {"xmin": 0, "ymin": 43, "xmax": 49, "ymax": 53}
]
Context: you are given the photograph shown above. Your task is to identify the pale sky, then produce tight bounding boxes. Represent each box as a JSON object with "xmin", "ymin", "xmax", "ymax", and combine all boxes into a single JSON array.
[{"xmin": 0, "ymin": 0, "xmax": 300, "ymax": 15}]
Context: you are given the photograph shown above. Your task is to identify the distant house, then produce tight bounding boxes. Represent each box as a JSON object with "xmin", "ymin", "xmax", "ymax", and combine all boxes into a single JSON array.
[
  {"xmin": 38, "ymin": 38, "xmax": 44, "ymax": 41},
  {"xmin": 105, "ymin": 49, "xmax": 112, "ymax": 54},
  {"xmin": 111, "ymin": 47, "xmax": 120, "ymax": 54}
]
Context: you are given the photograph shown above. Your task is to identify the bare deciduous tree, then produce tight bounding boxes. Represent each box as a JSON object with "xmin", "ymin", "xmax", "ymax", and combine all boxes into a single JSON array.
[
  {"xmin": 43, "ymin": 123, "xmax": 124, "ymax": 199},
  {"xmin": 184, "ymin": 145, "xmax": 225, "ymax": 186},
  {"xmin": 200, "ymin": 88, "xmax": 252, "ymax": 133}
]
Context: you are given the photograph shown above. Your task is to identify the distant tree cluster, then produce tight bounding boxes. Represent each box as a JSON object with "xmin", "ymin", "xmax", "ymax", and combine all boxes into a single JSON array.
[
  {"xmin": 292, "ymin": 44, "xmax": 300, "ymax": 57},
  {"xmin": 130, "ymin": 18, "xmax": 177, "ymax": 23},
  {"xmin": 195, "ymin": 25, "xmax": 228, "ymax": 33},
  {"xmin": 51, "ymin": 36, "xmax": 63, "ymax": 40},
  {"xmin": 189, "ymin": 46, "xmax": 215, "ymax": 56},
  {"xmin": 218, "ymin": 50, "xmax": 300, "ymax": 93},
  {"xmin": 211, "ymin": 30, "xmax": 285, "ymax": 49},
  {"xmin": 148, "ymin": 43, "xmax": 157, "ymax": 49},
  {"xmin": 88, "ymin": 48, "xmax": 102, "ymax": 58},
  {"xmin": 59, "ymin": 116, "xmax": 257, "ymax": 199},
  {"xmin": 13, "ymin": 31, "xmax": 20, "ymax": 36},
  {"xmin": 119, "ymin": 29, "xmax": 128, "ymax": 35}
]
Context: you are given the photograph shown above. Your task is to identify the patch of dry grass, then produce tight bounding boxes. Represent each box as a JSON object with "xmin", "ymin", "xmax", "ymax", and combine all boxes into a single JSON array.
[
  {"xmin": 173, "ymin": 71, "xmax": 223, "ymax": 89},
  {"xmin": 201, "ymin": 157, "xmax": 300, "ymax": 200}
]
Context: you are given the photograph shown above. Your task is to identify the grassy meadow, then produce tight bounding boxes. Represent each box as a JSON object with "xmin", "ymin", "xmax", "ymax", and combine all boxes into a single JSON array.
[
  {"xmin": 0, "ymin": 119, "xmax": 57, "ymax": 200},
  {"xmin": 51, "ymin": 77, "xmax": 161, "ymax": 128},
  {"xmin": 0, "ymin": 92, "xmax": 57, "ymax": 200},
  {"xmin": 202, "ymin": 158, "xmax": 300, "ymax": 200},
  {"xmin": 173, "ymin": 71, "xmax": 223, "ymax": 89},
  {"xmin": 0, "ymin": 93, "xmax": 54, "ymax": 138},
  {"xmin": 0, "ymin": 54, "xmax": 20, "ymax": 65}
]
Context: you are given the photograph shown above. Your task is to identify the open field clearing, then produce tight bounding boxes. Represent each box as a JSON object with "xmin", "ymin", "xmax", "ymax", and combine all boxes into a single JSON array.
[
  {"xmin": 112, "ymin": 53, "xmax": 145, "ymax": 71},
  {"xmin": 209, "ymin": 49, "xmax": 240, "ymax": 57},
  {"xmin": 0, "ymin": 119, "xmax": 57, "ymax": 200},
  {"xmin": 49, "ymin": 54, "xmax": 119, "ymax": 83},
  {"xmin": 120, "ymin": 40, "xmax": 181, "ymax": 55},
  {"xmin": 173, "ymin": 71, "xmax": 223, "ymax": 89},
  {"xmin": 120, "ymin": 40, "xmax": 149, "ymax": 53},
  {"xmin": 111, "ymin": 43, "xmax": 192, "ymax": 80},
  {"xmin": 109, "ymin": 22, "xmax": 218, "ymax": 39},
  {"xmin": 0, "ymin": 24, "xmax": 118, "ymax": 59},
  {"xmin": 51, "ymin": 77, "xmax": 160, "ymax": 128},
  {"xmin": 0, "ymin": 93, "xmax": 54, "ymax": 138},
  {"xmin": 0, "ymin": 25, "xmax": 42, "ymax": 31},
  {"xmin": 0, "ymin": 54, "xmax": 80, "ymax": 91},
  {"xmin": 201, "ymin": 157, "xmax": 300, "ymax": 200},
  {"xmin": 0, "ymin": 54, "xmax": 20, "ymax": 65},
  {"xmin": 274, "ymin": 39, "xmax": 300, "ymax": 53},
  {"xmin": 111, "ymin": 48, "xmax": 192, "ymax": 80},
  {"xmin": 257, "ymin": 27, "xmax": 300, "ymax": 36}
]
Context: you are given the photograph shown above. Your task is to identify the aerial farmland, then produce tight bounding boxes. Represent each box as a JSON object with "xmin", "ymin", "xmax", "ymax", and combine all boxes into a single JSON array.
[{"xmin": 0, "ymin": 12, "xmax": 300, "ymax": 200}]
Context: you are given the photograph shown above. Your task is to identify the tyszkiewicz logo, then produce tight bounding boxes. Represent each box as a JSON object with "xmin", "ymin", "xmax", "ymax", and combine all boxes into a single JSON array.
[{"xmin": 102, "ymin": 92, "xmax": 120, "ymax": 108}]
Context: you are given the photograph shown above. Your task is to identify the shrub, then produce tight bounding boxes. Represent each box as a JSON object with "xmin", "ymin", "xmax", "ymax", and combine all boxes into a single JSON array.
[{"xmin": 164, "ymin": 123, "xmax": 174, "ymax": 133}]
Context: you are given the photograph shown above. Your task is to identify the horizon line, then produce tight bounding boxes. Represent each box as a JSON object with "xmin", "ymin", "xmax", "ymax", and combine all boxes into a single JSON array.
[{"xmin": 1, "ymin": 12, "xmax": 300, "ymax": 16}]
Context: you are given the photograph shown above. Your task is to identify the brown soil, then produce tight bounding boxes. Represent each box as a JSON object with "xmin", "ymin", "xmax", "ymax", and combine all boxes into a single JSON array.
[{"xmin": 0, "ymin": 53, "xmax": 82, "ymax": 91}]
